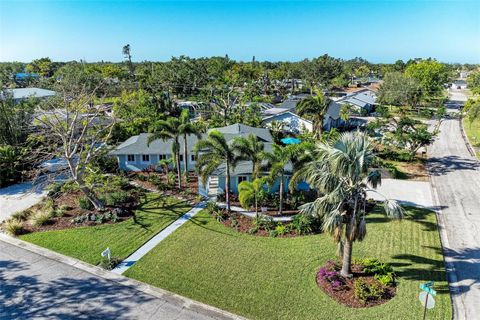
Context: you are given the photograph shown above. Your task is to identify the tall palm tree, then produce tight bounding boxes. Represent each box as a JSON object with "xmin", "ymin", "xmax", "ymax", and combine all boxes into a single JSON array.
[
  {"xmin": 148, "ymin": 117, "xmax": 182, "ymax": 189},
  {"xmin": 294, "ymin": 132, "xmax": 404, "ymax": 277},
  {"xmin": 178, "ymin": 109, "xmax": 202, "ymax": 181},
  {"xmin": 296, "ymin": 88, "xmax": 331, "ymax": 139},
  {"xmin": 233, "ymin": 134, "xmax": 264, "ymax": 179},
  {"xmin": 194, "ymin": 130, "xmax": 237, "ymax": 212},
  {"xmin": 261, "ymin": 144, "xmax": 297, "ymax": 215}
]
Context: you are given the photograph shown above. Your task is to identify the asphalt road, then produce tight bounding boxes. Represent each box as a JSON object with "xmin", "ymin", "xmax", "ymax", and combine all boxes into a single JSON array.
[
  {"xmin": 0, "ymin": 239, "xmax": 239, "ymax": 320},
  {"xmin": 428, "ymin": 95, "xmax": 480, "ymax": 319}
]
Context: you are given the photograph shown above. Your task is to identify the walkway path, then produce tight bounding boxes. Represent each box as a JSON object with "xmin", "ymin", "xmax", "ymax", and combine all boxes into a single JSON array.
[
  {"xmin": 217, "ymin": 202, "xmax": 295, "ymax": 222},
  {"xmin": 0, "ymin": 234, "xmax": 241, "ymax": 320},
  {"xmin": 112, "ymin": 201, "xmax": 206, "ymax": 274}
]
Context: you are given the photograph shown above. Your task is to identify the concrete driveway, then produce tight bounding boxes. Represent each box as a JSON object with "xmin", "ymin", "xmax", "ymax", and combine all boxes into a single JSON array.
[
  {"xmin": 0, "ymin": 182, "xmax": 47, "ymax": 222},
  {"xmin": 367, "ymin": 178, "xmax": 433, "ymax": 208}
]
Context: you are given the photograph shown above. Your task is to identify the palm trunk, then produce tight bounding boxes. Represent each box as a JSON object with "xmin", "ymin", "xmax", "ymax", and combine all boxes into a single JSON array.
[
  {"xmin": 183, "ymin": 134, "xmax": 189, "ymax": 182},
  {"xmin": 225, "ymin": 160, "xmax": 231, "ymax": 212},
  {"xmin": 176, "ymin": 149, "xmax": 182, "ymax": 189},
  {"xmin": 254, "ymin": 193, "xmax": 258, "ymax": 219},
  {"xmin": 341, "ymin": 237, "xmax": 353, "ymax": 277},
  {"xmin": 279, "ymin": 172, "xmax": 284, "ymax": 215}
]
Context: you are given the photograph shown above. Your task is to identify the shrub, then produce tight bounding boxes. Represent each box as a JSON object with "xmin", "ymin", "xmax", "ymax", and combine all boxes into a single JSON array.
[
  {"xmin": 52, "ymin": 208, "xmax": 66, "ymax": 217},
  {"xmin": 98, "ymin": 256, "xmax": 122, "ymax": 270},
  {"xmin": 30, "ymin": 210, "xmax": 52, "ymax": 227},
  {"xmin": 375, "ymin": 273, "xmax": 395, "ymax": 286},
  {"xmin": 361, "ymin": 259, "xmax": 394, "ymax": 275},
  {"xmin": 291, "ymin": 214, "xmax": 318, "ymax": 235},
  {"xmin": 275, "ymin": 223, "xmax": 288, "ymax": 236},
  {"xmin": 46, "ymin": 182, "xmax": 63, "ymax": 197},
  {"xmin": 166, "ymin": 172, "xmax": 176, "ymax": 187},
  {"xmin": 60, "ymin": 180, "xmax": 79, "ymax": 193},
  {"xmin": 78, "ymin": 196, "xmax": 94, "ymax": 210},
  {"xmin": 3, "ymin": 219, "xmax": 24, "ymax": 236},
  {"xmin": 253, "ymin": 215, "xmax": 275, "ymax": 231},
  {"xmin": 72, "ymin": 214, "xmax": 88, "ymax": 224},
  {"xmin": 319, "ymin": 267, "xmax": 345, "ymax": 290},
  {"xmin": 59, "ymin": 204, "xmax": 70, "ymax": 211},
  {"xmin": 103, "ymin": 191, "xmax": 129, "ymax": 206},
  {"xmin": 11, "ymin": 210, "xmax": 32, "ymax": 221},
  {"xmin": 205, "ymin": 201, "xmax": 219, "ymax": 214},
  {"xmin": 230, "ymin": 215, "xmax": 239, "ymax": 230},
  {"xmin": 354, "ymin": 278, "xmax": 384, "ymax": 302}
]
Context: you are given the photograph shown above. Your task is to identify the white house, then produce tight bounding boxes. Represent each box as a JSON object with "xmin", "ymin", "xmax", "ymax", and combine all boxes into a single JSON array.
[
  {"xmin": 262, "ymin": 110, "xmax": 313, "ymax": 133},
  {"xmin": 451, "ymin": 80, "xmax": 467, "ymax": 90}
]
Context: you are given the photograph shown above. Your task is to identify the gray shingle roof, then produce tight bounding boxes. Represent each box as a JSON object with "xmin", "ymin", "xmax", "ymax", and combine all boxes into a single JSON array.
[
  {"xmin": 3, "ymin": 88, "xmax": 56, "ymax": 100},
  {"xmin": 109, "ymin": 133, "xmax": 203, "ymax": 155},
  {"xmin": 209, "ymin": 123, "xmax": 273, "ymax": 142}
]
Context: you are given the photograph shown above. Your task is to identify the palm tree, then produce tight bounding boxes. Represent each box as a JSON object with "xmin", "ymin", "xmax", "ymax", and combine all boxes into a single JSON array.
[
  {"xmin": 294, "ymin": 132, "xmax": 404, "ymax": 277},
  {"xmin": 296, "ymin": 88, "xmax": 331, "ymax": 139},
  {"xmin": 238, "ymin": 177, "xmax": 267, "ymax": 218},
  {"xmin": 233, "ymin": 134, "xmax": 264, "ymax": 179},
  {"xmin": 148, "ymin": 117, "xmax": 182, "ymax": 189},
  {"xmin": 158, "ymin": 158, "xmax": 174, "ymax": 175},
  {"xmin": 261, "ymin": 144, "xmax": 297, "ymax": 215},
  {"xmin": 194, "ymin": 130, "xmax": 237, "ymax": 212},
  {"xmin": 178, "ymin": 109, "xmax": 202, "ymax": 181}
]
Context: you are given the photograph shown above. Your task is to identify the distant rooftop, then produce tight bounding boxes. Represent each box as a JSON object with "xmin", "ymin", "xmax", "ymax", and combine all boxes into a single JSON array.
[{"xmin": 3, "ymin": 87, "xmax": 56, "ymax": 100}]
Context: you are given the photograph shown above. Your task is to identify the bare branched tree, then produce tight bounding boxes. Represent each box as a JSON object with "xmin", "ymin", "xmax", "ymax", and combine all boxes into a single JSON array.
[{"xmin": 34, "ymin": 77, "xmax": 115, "ymax": 210}]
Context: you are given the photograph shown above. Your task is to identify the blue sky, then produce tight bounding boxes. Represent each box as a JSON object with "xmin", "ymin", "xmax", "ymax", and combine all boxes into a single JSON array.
[{"xmin": 1, "ymin": 1, "xmax": 479, "ymax": 63}]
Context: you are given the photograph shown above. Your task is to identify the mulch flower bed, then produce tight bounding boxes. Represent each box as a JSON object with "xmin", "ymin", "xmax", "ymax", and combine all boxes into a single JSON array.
[
  {"xmin": 221, "ymin": 212, "xmax": 300, "ymax": 237},
  {"xmin": 21, "ymin": 189, "xmax": 140, "ymax": 233},
  {"xmin": 316, "ymin": 260, "xmax": 396, "ymax": 308},
  {"xmin": 129, "ymin": 172, "xmax": 200, "ymax": 205}
]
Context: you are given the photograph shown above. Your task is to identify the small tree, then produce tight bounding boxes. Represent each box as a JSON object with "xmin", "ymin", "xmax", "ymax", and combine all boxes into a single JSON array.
[
  {"xmin": 148, "ymin": 117, "xmax": 183, "ymax": 189},
  {"xmin": 194, "ymin": 130, "xmax": 237, "ymax": 212},
  {"xmin": 178, "ymin": 109, "xmax": 202, "ymax": 181},
  {"xmin": 261, "ymin": 144, "xmax": 298, "ymax": 215},
  {"xmin": 238, "ymin": 177, "xmax": 268, "ymax": 218}
]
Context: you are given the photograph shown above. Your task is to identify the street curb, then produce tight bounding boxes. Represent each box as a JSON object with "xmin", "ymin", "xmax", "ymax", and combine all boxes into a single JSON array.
[
  {"xmin": 459, "ymin": 115, "xmax": 477, "ymax": 158},
  {"xmin": 0, "ymin": 233, "xmax": 246, "ymax": 320}
]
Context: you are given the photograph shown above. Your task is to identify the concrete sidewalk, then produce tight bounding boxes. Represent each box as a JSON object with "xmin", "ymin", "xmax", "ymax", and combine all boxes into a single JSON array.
[{"xmin": 0, "ymin": 233, "xmax": 243, "ymax": 320}]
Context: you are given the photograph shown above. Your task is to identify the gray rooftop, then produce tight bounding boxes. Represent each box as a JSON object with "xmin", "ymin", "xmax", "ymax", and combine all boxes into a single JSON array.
[{"xmin": 3, "ymin": 88, "xmax": 56, "ymax": 100}]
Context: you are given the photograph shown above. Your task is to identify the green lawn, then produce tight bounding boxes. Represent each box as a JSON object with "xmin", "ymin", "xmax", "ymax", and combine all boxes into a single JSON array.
[
  {"xmin": 463, "ymin": 117, "xmax": 480, "ymax": 158},
  {"xmin": 125, "ymin": 207, "xmax": 452, "ymax": 320},
  {"xmin": 20, "ymin": 193, "xmax": 191, "ymax": 265}
]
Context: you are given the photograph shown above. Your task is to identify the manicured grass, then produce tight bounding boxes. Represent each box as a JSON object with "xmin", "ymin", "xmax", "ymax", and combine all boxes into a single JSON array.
[
  {"xmin": 463, "ymin": 117, "xmax": 480, "ymax": 158},
  {"xmin": 20, "ymin": 193, "xmax": 191, "ymax": 265},
  {"xmin": 125, "ymin": 206, "xmax": 451, "ymax": 320}
]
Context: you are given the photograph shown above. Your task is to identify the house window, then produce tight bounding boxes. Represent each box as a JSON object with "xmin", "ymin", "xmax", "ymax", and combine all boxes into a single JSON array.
[
  {"xmin": 142, "ymin": 154, "xmax": 150, "ymax": 162},
  {"xmin": 159, "ymin": 154, "xmax": 167, "ymax": 160},
  {"xmin": 191, "ymin": 154, "xmax": 196, "ymax": 161},
  {"xmin": 179, "ymin": 154, "xmax": 184, "ymax": 162},
  {"xmin": 238, "ymin": 176, "xmax": 248, "ymax": 184},
  {"xmin": 127, "ymin": 154, "xmax": 135, "ymax": 162}
]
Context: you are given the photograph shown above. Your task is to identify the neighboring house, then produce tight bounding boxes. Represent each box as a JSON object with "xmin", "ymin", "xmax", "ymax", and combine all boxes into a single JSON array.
[
  {"xmin": 262, "ymin": 110, "xmax": 312, "ymax": 134},
  {"xmin": 1, "ymin": 87, "xmax": 56, "ymax": 103},
  {"xmin": 451, "ymin": 80, "xmax": 467, "ymax": 90},
  {"xmin": 336, "ymin": 88, "xmax": 377, "ymax": 114},
  {"xmin": 110, "ymin": 123, "xmax": 309, "ymax": 197},
  {"xmin": 261, "ymin": 96, "xmax": 343, "ymax": 132}
]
